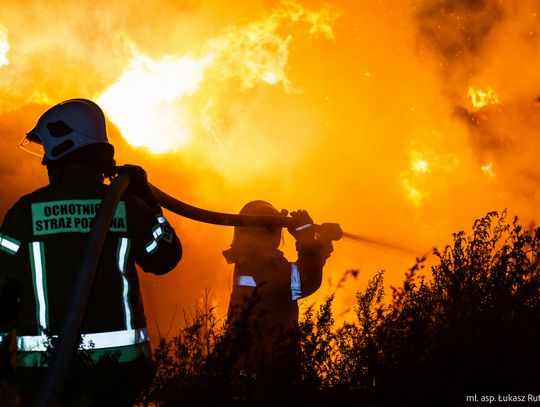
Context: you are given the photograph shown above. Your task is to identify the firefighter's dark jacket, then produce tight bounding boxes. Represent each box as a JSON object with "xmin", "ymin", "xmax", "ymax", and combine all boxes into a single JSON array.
[
  {"xmin": 224, "ymin": 236, "xmax": 332, "ymax": 336},
  {"xmin": 0, "ymin": 163, "xmax": 181, "ymax": 367}
]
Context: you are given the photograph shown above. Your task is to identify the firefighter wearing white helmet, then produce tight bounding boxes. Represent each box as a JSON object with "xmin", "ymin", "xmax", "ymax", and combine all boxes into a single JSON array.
[
  {"xmin": 24, "ymin": 98, "xmax": 110, "ymax": 162},
  {"xmin": 0, "ymin": 99, "xmax": 182, "ymax": 405}
]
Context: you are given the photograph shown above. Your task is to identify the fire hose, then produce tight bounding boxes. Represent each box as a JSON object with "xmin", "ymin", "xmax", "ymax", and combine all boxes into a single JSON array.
[
  {"xmin": 153, "ymin": 185, "xmax": 418, "ymax": 253},
  {"xmin": 38, "ymin": 175, "xmax": 416, "ymax": 406},
  {"xmin": 37, "ymin": 174, "xmax": 131, "ymax": 407},
  {"xmin": 152, "ymin": 185, "xmax": 344, "ymax": 240}
]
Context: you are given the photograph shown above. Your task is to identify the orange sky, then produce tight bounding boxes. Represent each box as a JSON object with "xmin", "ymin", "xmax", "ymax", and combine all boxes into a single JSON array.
[{"xmin": 1, "ymin": 0, "xmax": 540, "ymax": 341}]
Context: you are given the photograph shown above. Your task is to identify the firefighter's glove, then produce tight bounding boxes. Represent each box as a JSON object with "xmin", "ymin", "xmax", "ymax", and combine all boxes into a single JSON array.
[
  {"xmin": 116, "ymin": 165, "xmax": 161, "ymax": 213},
  {"xmin": 318, "ymin": 223, "xmax": 343, "ymax": 242},
  {"xmin": 288, "ymin": 210, "xmax": 315, "ymax": 241}
]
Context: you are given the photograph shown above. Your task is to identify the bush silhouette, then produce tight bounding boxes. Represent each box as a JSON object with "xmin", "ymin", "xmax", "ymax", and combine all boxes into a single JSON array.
[{"xmin": 143, "ymin": 211, "xmax": 540, "ymax": 406}]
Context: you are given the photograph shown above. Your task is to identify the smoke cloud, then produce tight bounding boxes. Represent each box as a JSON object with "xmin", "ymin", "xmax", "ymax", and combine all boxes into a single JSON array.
[{"xmin": 413, "ymin": 0, "xmax": 540, "ymax": 213}]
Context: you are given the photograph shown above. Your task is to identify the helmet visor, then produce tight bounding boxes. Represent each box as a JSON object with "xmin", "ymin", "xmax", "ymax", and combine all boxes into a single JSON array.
[{"xmin": 19, "ymin": 133, "xmax": 44, "ymax": 157}]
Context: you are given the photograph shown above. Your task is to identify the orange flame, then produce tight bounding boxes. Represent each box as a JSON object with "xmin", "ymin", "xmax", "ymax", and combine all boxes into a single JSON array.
[
  {"xmin": 401, "ymin": 150, "xmax": 432, "ymax": 207},
  {"xmin": 467, "ymin": 86, "xmax": 499, "ymax": 109},
  {"xmin": 97, "ymin": 2, "xmax": 336, "ymax": 153},
  {"xmin": 97, "ymin": 52, "xmax": 211, "ymax": 153}
]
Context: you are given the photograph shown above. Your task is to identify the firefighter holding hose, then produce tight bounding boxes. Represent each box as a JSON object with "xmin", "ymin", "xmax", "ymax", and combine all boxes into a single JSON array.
[
  {"xmin": 222, "ymin": 200, "xmax": 340, "ymax": 398},
  {"xmin": 0, "ymin": 99, "xmax": 182, "ymax": 405}
]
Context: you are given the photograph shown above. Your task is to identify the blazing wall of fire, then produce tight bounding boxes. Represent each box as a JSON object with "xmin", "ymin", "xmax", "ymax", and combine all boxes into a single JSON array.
[{"xmin": 1, "ymin": 0, "xmax": 540, "ymax": 336}]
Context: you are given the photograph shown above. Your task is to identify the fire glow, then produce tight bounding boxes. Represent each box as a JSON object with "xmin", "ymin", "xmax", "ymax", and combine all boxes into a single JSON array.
[
  {"xmin": 0, "ymin": 27, "xmax": 8, "ymax": 67},
  {"xmin": 97, "ymin": 2, "xmax": 336, "ymax": 153},
  {"xmin": 399, "ymin": 150, "xmax": 433, "ymax": 207},
  {"xmin": 1, "ymin": 0, "xmax": 540, "ymax": 336},
  {"xmin": 97, "ymin": 53, "xmax": 211, "ymax": 153}
]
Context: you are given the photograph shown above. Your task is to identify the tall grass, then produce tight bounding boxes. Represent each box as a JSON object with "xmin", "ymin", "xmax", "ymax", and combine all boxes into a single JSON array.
[{"xmin": 140, "ymin": 211, "xmax": 540, "ymax": 406}]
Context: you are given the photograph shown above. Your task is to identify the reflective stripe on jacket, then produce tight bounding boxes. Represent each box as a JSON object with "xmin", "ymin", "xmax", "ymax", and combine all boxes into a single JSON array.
[{"xmin": 235, "ymin": 263, "xmax": 303, "ymax": 300}]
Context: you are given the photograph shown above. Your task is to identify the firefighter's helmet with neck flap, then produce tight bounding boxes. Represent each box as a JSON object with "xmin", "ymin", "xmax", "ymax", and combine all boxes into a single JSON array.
[{"xmin": 23, "ymin": 98, "xmax": 110, "ymax": 161}]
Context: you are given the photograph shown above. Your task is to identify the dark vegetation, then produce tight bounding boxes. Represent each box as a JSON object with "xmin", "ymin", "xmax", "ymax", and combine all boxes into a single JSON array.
[{"xmin": 139, "ymin": 211, "xmax": 540, "ymax": 406}]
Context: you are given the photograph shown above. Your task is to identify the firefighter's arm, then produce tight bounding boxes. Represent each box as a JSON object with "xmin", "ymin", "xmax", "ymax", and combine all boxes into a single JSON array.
[
  {"xmin": 118, "ymin": 165, "xmax": 182, "ymax": 274},
  {"xmin": 133, "ymin": 204, "xmax": 182, "ymax": 275},
  {"xmin": 288, "ymin": 210, "xmax": 329, "ymax": 298},
  {"xmin": 0, "ymin": 206, "xmax": 25, "ymax": 343},
  {"xmin": 128, "ymin": 197, "xmax": 182, "ymax": 275}
]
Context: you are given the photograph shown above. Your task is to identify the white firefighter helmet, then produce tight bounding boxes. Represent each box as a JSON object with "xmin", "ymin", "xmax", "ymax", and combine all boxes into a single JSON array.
[{"xmin": 21, "ymin": 98, "xmax": 110, "ymax": 161}]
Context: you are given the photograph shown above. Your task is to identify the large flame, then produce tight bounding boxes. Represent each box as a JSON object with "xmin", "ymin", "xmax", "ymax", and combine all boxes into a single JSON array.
[
  {"xmin": 98, "ymin": 52, "xmax": 211, "ymax": 152},
  {"xmin": 97, "ymin": 2, "xmax": 336, "ymax": 153}
]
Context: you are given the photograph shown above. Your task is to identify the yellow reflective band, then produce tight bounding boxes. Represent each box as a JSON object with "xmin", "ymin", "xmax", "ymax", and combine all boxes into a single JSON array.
[
  {"xmin": 0, "ymin": 233, "xmax": 21, "ymax": 255},
  {"xmin": 17, "ymin": 328, "xmax": 149, "ymax": 352}
]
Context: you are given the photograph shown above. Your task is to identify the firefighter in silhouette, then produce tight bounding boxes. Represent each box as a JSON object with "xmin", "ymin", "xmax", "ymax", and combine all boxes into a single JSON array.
[
  {"xmin": 223, "ymin": 200, "xmax": 339, "ymax": 392},
  {"xmin": 0, "ymin": 99, "xmax": 182, "ymax": 406}
]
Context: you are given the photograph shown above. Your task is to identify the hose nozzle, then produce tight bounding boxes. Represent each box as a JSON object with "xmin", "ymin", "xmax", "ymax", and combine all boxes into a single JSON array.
[{"xmin": 316, "ymin": 222, "xmax": 343, "ymax": 241}]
